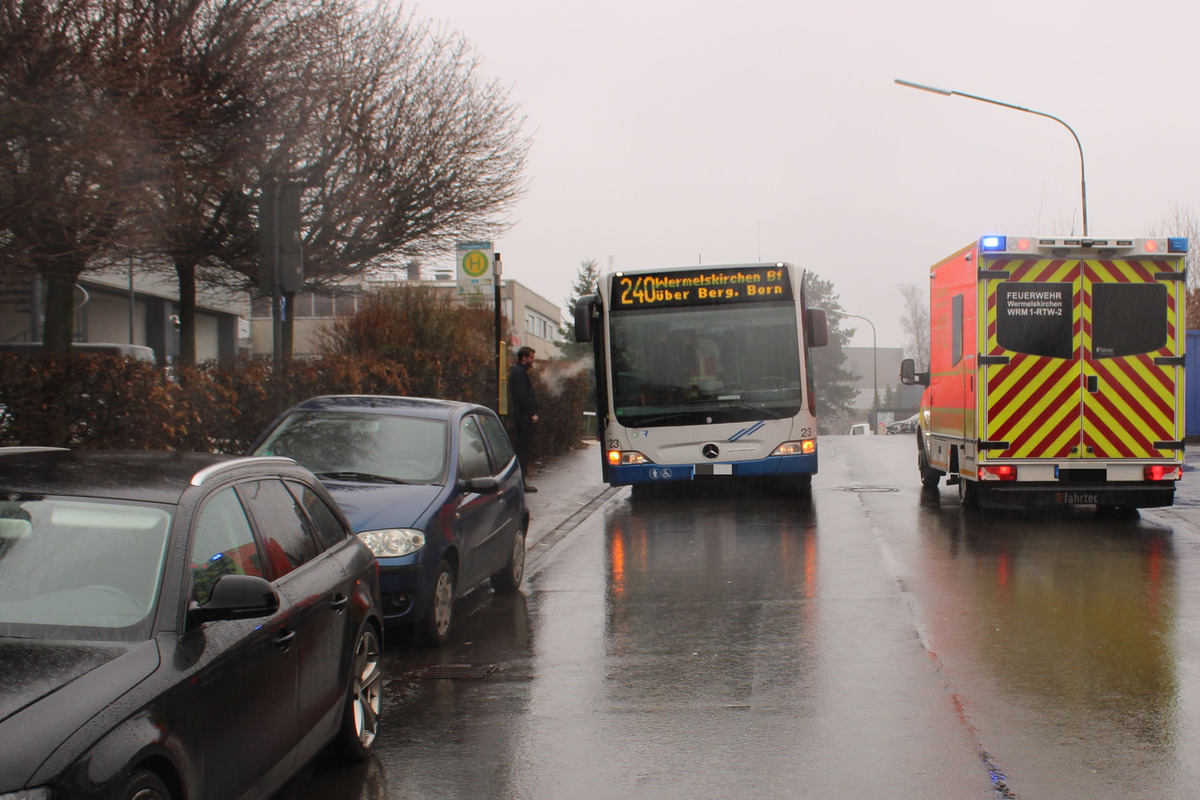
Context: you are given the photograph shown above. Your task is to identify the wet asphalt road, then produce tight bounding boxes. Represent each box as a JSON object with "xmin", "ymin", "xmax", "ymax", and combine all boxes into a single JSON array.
[{"xmin": 278, "ymin": 436, "xmax": 1200, "ymax": 800}]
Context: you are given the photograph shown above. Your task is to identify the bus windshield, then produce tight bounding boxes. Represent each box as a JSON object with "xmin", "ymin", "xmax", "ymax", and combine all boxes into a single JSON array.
[{"xmin": 609, "ymin": 302, "xmax": 802, "ymax": 428}]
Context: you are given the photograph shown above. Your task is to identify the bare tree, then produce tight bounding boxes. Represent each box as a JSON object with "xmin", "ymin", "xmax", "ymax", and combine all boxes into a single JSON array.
[
  {"xmin": 0, "ymin": 0, "xmax": 156, "ymax": 351},
  {"xmin": 2, "ymin": 0, "xmax": 529, "ymax": 364},
  {"xmin": 255, "ymin": 3, "xmax": 532, "ymax": 356},
  {"xmin": 898, "ymin": 283, "xmax": 930, "ymax": 369},
  {"xmin": 302, "ymin": 7, "xmax": 530, "ymax": 268},
  {"xmin": 109, "ymin": 0, "xmax": 345, "ymax": 366},
  {"xmin": 1145, "ymin": 202, "xmax": 1200, "ymax": 328}
]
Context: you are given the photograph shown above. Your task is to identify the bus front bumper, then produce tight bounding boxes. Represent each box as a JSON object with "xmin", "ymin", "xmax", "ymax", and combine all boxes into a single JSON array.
[{"xmin": 607, "ymin": 453, "xmax": 818, "ymax": 486}]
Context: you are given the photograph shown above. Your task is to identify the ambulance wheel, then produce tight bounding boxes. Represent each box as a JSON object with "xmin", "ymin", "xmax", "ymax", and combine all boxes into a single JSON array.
[
  {"xmin": 958, "ymin": 478, "xmax": 979, "ymax": 510},
  {"xmin": 917, "ymin": 442, "xmax": 941, "ymax": 488},
  {"xmin": 1098, "ymin": 504, "xmax": 1139, "ymax": 520}
]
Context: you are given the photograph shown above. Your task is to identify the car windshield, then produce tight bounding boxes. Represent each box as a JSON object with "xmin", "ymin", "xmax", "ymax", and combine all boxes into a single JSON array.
[
  {"xmin": 255, "ymin": 411, "xmax": 448, "ymax": 483},
  {"xmin": 0, "ymin": 498, "xmax": 172, "ymax": 641}
]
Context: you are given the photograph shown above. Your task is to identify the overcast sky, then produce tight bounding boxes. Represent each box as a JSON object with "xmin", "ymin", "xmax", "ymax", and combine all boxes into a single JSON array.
[{"xmin": 412, "ymin": 0, "xmax": 1198, "ymax": 350}]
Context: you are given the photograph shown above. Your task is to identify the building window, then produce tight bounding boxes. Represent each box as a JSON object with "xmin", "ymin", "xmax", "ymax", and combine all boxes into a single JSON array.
[{"xmin": 313, "ymin": 294, "xmax": 334, "ymax": 317}]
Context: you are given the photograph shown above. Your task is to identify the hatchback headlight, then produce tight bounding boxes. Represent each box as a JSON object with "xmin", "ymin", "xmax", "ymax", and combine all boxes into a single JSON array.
[{"xmin": 358, "ymin": 528, "xmax": 426, "ymax": 557}]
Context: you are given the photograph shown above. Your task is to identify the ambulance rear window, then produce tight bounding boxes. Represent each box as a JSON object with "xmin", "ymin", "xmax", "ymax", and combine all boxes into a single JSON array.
[
  {"xmin": 1091, "ymin": 283, "xmax": 1167, "ymax": 358},
  {"xmin": 995, "ymin": 282, "xmax": 1073, "ymax": 359}
]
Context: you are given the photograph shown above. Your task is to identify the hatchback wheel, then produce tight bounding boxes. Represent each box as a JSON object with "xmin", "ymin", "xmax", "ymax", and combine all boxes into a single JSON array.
[
  {"xmin": 338, "ymin": 623, "xmax": 382, "ymax": 760},
  {"xmin": 419, "ymin": 560, "xmax": 455, "ymax": 646},
  {"xmin": 119, "ymin": 769, "xmax": 172, "ymax": 800},
  {"xmin": 490, "ymin": 525, "xmax": 526, "ymax": 593}
]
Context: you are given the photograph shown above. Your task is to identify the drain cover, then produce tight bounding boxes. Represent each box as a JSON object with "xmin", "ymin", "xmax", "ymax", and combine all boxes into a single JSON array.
[
  {"xmin": 408, "ymin": 663, "xmax": 497, "ymax": 680},
  {"xmin": 833, "ymin": 486, "xmax": 899, "ymax": 493}
]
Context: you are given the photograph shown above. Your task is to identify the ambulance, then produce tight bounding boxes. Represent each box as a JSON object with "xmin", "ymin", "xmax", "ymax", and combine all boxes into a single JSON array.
[{"xmin": 900, "ymin": 235, "xmax": 1188, "ymax": 510}]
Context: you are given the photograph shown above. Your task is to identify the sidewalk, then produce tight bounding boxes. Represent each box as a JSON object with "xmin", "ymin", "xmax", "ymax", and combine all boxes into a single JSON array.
[{"xmin": 521, "ymin": 440, "xmax": 616, "ymax": 549}]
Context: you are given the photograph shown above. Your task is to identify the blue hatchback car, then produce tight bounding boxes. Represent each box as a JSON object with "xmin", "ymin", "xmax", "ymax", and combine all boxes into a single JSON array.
[{"xmin": 252, "ymin": 396, "xmax": 529, "ymax": 646}]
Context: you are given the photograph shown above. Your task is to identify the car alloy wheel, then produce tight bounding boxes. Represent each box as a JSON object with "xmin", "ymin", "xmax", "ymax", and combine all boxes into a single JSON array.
[{"xmin": 349, "ymin": 626, "xmax": 382, "ymax": 753}]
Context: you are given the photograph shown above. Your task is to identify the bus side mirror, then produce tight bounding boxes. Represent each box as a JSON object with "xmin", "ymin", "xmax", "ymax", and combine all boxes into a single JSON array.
[
  {"xmin": 900, "ymin": 358, "xmax": 930, "ymax": 387},
  {"xmin": 806, "ymin": 308, "xmax": 828, "ymax": 347},
  {"xmin": 574, "ymin": 295, "xmax": 598, "ymax": 343}
]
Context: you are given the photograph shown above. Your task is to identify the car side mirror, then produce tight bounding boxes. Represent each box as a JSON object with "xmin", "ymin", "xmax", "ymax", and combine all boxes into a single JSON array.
[
  {"xmin": 899, "ymin": 358, "xmax": 930, "ymax": 387},
  {"xmin": 188, "ymin": 574, "xmax": 279, "ymax": 626},
  {"xmin": 461, "ymin": 476, "xmax": 501, "ymax": 495}
]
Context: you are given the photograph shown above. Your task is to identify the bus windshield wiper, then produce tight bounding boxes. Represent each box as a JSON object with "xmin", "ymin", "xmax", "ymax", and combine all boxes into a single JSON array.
[{"xmin": 724, "ymin": 400, "xmax": 785, "ymax": 419}]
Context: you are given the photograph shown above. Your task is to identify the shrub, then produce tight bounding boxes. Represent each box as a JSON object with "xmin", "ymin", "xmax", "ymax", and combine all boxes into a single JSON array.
[{"xmin": 0, "ymin": 346, "xmax": 588, "ymax": 463}]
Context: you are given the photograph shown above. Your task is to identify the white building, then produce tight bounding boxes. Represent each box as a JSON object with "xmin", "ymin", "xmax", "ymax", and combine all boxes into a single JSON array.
[
  {"xmin": 247, "ymin": 267, "xmax": 562, "ymax": 359},
  {"xmin": 0, "ymin": 264, "xmax": 247, "ymax": 364},
  {"xmin": 2, "ymin": 263, "xmax": 563, "ymax": 364}
]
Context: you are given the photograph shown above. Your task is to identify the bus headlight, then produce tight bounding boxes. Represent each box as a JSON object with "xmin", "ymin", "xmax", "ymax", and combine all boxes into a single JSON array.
[
  {"xmin": 608, "ymin": 450, "xmax": 650, "ymax": 466},
  {"xmin": 771, "ymin": 440, "xmax": 816, "ymax": 456}
]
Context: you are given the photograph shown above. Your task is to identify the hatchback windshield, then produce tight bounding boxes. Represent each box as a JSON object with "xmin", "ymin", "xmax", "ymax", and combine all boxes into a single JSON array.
[
  {"xmin": 0, "ymin": 499, "xmax": 172, "ymax": 640},
  {"xmin": 255, "ymin": 412, "xmax": 448, "ymax": 483}
]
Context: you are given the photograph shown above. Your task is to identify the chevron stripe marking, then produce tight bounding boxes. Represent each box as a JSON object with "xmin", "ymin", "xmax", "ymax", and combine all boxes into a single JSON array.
[
  {"xmin": 988, "ymin": 356, "xmax": 1078, "ymax": 433},
  {"xmin": 1094, "ymin": 356, "xmax": 1174, "ymax": 422},
  {"xmin": 1085, "ymin": 394, "xmax": 1158, "ymax": 456},
  {"xmin": 1090, "ymin": 385, "xmax": 1170, "ymax": 441},
  {"xmin": 988, "ymin": 360, "xmax": 1080, "ymax": 448},
  {"xmin": 996, "ymin": 378, "xmax": 1081, "ymax": 457}
]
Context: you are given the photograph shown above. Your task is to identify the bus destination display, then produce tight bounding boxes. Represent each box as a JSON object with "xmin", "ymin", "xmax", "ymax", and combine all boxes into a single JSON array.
[{"xmin": 612, "ymin": 266, "xmax": 793, "ymax": 310}]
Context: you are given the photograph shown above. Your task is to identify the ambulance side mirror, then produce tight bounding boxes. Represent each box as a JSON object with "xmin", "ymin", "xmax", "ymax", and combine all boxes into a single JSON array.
[{"xmin": 900, "ymin": 358, "xmax": 930, "ymax": 387}]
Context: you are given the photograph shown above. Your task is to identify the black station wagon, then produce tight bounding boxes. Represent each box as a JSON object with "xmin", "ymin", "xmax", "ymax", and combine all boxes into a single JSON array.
[{"xmin": 0, "ymin": 448, "xmax": 384, "ymax": 800}]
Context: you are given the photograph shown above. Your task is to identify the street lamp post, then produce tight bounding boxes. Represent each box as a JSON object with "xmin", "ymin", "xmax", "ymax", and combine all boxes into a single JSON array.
[
  {"xmin": 842, "ymin": 313, "xmax": 877, "ymax": 432},
  {"xmin": 895, "ymin": 79, "xmax": 1089, "ymax": 236}
]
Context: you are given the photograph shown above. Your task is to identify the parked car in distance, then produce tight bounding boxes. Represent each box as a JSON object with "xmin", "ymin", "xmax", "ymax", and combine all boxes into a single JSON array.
[
  {"xmin": 0, "ymin": 448, "xmax": 383, "ymax": 800},
  {"xmin": 849, "ymin": 422, "xmax": 873, "ymax": 435},
  {"xmin": 251, "ymin": 395, "xmax": 530, "ymax": 646},
  {"xmin": 886, "ymin": 414, "xmax": 919, "ymax": 435},
  {"xmin": 0, "ymin": 341, "xmax": 157, "ymax": 362}
]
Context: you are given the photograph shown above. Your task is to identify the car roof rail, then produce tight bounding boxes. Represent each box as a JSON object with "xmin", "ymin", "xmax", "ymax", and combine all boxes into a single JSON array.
[
  {"xmin": 190, "ymin": 456, "xmax": 297, "ymax": 486},
  {"xmin": 0, "ymin": 446, "xmax": 70, "ymax": 455}
]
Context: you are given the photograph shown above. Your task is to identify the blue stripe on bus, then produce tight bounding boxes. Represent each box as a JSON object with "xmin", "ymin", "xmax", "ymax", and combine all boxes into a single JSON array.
[{"xmin": 728, "ymin": 421, "xmax": 766, "ymax": 442}]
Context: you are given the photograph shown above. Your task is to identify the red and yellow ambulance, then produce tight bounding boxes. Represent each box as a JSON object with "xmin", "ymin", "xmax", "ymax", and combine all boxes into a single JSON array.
[{"xmin": 901, "ymin": 235, "xmax": 1188, "ymax": 510}]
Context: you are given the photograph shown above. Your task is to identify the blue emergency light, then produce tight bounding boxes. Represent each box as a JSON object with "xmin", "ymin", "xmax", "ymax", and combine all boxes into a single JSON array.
[
  {"xmin": 1169, "ymin": 237, "xmax": 1189, "ymax": 253},
  {"xmin": 980, "ymin": 236, "xmax": 1007, "ymax": 252}
]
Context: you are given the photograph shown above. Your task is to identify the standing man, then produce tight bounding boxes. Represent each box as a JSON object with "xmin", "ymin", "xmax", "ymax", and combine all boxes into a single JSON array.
[{"xmin": 508, "ymin": 346, "xmax": 539, "ymax": 493}]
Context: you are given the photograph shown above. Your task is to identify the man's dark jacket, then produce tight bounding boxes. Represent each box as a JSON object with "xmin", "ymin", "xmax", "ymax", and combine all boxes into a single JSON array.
[{"xmin": 509, "ymin": 361, "xmax": 538, "ymax": 419}]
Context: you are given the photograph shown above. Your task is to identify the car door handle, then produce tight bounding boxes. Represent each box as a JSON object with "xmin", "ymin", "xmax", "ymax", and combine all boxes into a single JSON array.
[
  {"xmin": 331, "ymin": 594, "xmax": 349, "ymax": 613},
  {"xmin": 274, "ymin": 628, "xmax": 296, "ymax": 651}
]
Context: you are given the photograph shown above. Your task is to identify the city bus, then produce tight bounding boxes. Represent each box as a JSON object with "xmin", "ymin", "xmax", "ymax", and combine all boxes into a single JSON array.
[{"xmin": 574, "ymin": 262, "xmax": 828, "ymax": 490}]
